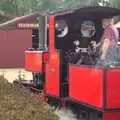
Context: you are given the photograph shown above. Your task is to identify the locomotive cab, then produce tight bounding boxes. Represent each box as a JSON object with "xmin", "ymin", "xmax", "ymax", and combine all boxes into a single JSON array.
[{"xmin": 25, "ymin": 6, "xmax": 120, "ymax": 120}]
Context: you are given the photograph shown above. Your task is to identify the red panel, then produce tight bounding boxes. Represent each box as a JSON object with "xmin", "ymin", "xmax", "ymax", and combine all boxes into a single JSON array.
[
  {"xmin": 106, "ymin": 68, "xmax": 120, "ymax": 109},
  {"xmin": 45, "ymin": 51, "xmax": 60, "ymax": 97},
  {"xmin": 49, "ymin": 15, "xmax": 55, "ymax": 51},
  {"xmin": 45, "ymin": 16, "xmax": 60, "ymax": 97},
  {"xmin": 25, "ymin": 51, "xmax": 43, "ymax": 72},
  {"xmin": 69, "ymin": 65, "xmax": 104, "ymax": 108},
  {"xmin": 103, "ymin": 112, "xmax": 120, "ymax": 120},
  {"xmin": 43, "ymin": 52, "xmax": 49, "ymax": 63}
]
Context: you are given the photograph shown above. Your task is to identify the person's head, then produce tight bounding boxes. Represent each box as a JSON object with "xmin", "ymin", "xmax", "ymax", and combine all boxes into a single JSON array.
[{"xmin": 102, "ymin": 17, "xmax": 113, "ymax": 29}]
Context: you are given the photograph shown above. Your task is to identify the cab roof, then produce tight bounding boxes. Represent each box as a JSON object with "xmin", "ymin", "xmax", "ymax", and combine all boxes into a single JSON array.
[{"xmin": 52, "ymin": 6, "xmax": 120, "ymax": 17}]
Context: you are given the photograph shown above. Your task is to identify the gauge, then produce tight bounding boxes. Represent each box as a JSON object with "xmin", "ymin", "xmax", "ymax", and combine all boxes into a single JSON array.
[
  {"xmin": 81, "ymin": 20, "xmax": 96, "ymax": 38},
  {"xmin": 55, "ymin": 20, "xmax": 68, "ymax": 38}
]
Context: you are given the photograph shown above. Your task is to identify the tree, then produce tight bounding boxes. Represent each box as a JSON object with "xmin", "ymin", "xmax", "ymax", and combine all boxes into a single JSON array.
[
  {"xmin": 0, "ymin": 0, "xmax": 16, "ymax": 15},
  {"xmin": 0, "ymin": 0, "xmax": 120, "ymax": 16}
]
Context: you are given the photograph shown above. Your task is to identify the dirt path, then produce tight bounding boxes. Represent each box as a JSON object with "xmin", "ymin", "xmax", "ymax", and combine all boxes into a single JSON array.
[{"xmin": 0, "ymin": 68, "xmax": 33, "ymax": 83}]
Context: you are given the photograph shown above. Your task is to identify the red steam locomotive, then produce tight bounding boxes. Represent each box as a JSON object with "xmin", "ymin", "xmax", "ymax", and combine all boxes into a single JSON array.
[{"xmin": 25, "ymin": 6, "xmax": 120, "ymax": 120}]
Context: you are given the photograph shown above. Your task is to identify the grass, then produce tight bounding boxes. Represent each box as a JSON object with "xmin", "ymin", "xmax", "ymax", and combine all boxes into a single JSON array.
[{"xmin": 0, "ymin": 76, "xmax": 59, "ymax": 120}]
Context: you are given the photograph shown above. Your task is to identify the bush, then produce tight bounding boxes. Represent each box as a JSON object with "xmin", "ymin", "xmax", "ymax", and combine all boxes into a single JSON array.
[{"xmin": 0, "ymin": 76, "xmax": 59, "ymax": 120}]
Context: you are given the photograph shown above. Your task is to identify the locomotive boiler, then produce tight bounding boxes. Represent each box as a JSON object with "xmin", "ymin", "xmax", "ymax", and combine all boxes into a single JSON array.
[{"xmin": 25, "ymin": 6, "xmax": 120, "ymax": 120}]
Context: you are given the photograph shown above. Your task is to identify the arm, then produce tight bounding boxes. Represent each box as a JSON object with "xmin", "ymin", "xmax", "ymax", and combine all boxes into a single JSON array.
[
  {"xmin": 100, "ymin": 27, "xmax": 112, "ymax": 59},
  {"xmin": 90, "ymin": 40, "xmax": 102, "ymax": 48},
  {"xmin": 101, "ymin": 38, "xmax": 109, "ymax": 59},
  {"xmin": 96, "ymin": 41, "xmax": 102, "ymax": 47}
]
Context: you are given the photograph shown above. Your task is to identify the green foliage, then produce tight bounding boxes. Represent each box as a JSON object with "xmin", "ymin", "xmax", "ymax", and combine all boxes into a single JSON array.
[
  {"xmin": 0, "ymin": 0, "xmax": 120, "ymax": 16},
  {"xmin": 0, "ymin": 76, "xmax": 59, "ymax": 120},
  {"xmin": 0, "ymin": 0, "xmax": 16, "ymax": 15}
]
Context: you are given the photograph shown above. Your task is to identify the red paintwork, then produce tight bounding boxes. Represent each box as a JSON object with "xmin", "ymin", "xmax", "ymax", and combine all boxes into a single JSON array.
[
  {"xmin": 49, "ymin": 15, "xmax": 55, "ymax": 51},
  {"xmin": 69, "ymin": 65, "xmax": 120, "ymax": 110},
  {"xmin": 45, "ymin": 51, "xmax": 60, "ymax": 97},
  {"xmin": 106, "ymin": 68, "xmax": 120, "ymax": 109},
  {"xmin": 69, "ymin": 65, "xmax": 104, "ymax": 108},
  {"xmin": 25, "ymin": 50, "xmax": 49, "ymax": 72},
  {"xmin": 45, "ymin": 16, "xmax": 60, "ymax": 97},
  {"xmin": 103, "ymin": 112, "xmax": 120, "ymax": 120},
  {"xmin": 25, "ymin": 51, "xmax": 43, "ymax": 72},
  {"xmin": 43, "ymin": 52, "xmax": 49, "ymax": 63}
]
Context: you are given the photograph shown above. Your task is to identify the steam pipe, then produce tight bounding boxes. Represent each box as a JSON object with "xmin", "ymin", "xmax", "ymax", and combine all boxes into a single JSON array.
[{"xmin": 38, "ymin": 16, "xmax": 46, "ymax": 50}]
